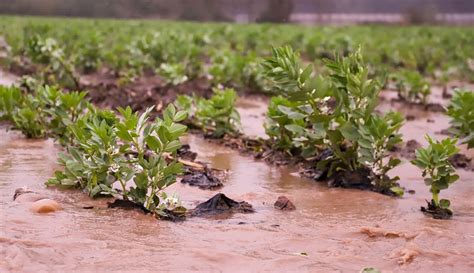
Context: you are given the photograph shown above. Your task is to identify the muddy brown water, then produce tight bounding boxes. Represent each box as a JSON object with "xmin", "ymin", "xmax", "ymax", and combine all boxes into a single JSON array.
[
  {"xmin": 0, "ymin": 71, "xmax": 18, "ymax": 86},
  {"xmin": 1, "ymin": 79, "xmax": 474, "ymax": 272}
]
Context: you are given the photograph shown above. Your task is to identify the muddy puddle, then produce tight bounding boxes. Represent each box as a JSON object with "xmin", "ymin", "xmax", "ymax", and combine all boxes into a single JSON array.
[{"xmin": 236, "ymin": 96, "xmax": 269, "ymax": 139}]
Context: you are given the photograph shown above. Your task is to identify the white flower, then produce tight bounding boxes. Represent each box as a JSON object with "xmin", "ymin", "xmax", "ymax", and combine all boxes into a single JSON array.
[{"xmin": 164, "ymin": 194, "xmax": 181, "ymax": 210}]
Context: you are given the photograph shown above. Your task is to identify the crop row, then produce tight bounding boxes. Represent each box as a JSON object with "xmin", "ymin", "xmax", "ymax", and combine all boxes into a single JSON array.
[
  {"xmin": 1, "ymin": 16, "xmax": 474, "ymax": 94},
  {"xmin": 1, "ymin": 44, "xmax": 472, "ymax": 219}
]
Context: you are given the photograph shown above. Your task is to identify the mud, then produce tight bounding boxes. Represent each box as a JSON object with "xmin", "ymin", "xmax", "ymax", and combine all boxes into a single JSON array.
[
  {"xmin": 189, "ymin": 193, "xmax": 254, "ymax": 217},
  {"xmin": 273, "ymin": 196, "xmax": 296, "ymax": 211},
  {"xmin": 107, "ymin": 199, "xmax": 149, "ymax": 213},
  {"xmin": 420, "ymin": 200, "xmax": 454, "ymax": 220},
  {"xmin": 81, "ymin": 70, "xmax": 213, "ymax": 113},
  {"xmin": 177, "ymin": 144, "xmax": 198, "ymax": 161},
  {"xmin": 395, "ymin": 139, "xmax": 422, "ymax": 160},
  {"xmin": 181, "ymin": 168, "xmax": 224, "ymax": 190},
  {"xmin": 449, "ymin": 153, "xmax": 474, "ymax": 171}
]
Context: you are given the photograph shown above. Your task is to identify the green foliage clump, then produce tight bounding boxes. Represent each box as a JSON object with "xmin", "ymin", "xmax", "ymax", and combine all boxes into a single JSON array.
[
  {"xmin": 48, "ymin": 104, "xmax": 187, "ymax": 214},
  {"xmin": 411, "ymin": 135, "xmax": 459, "ymax": 217},
  {"xmin": 446, "ymin": 89, "xmax": 474, "ymax": 148},
  {"xmin": 262, "ymin": 46, "xmax": 404, "ymax": 195},
  {"xmin": 176, "ymin": 87, "xmax": 240, "ymax": 138},
  {"xmin": 1, "ymin": 85, "xmax": 88, "ymax": 141},
  {"xmin": 25, "ymin": 35, "xmax": 79, "ymax": 88},
  {"xmin": 0, "ymin": 85, "xmax": 23, "ymax": 121},
  {"xmin": 264, "ymin": 96, "xmax": 306, "ymax": 152},
  {"xmin": 158, "ymin": 63, "xmax": 189, "ymax": 86},
  {"xmin": 1, "ymin": 83, "xmax": 187, "ymax": 217}
]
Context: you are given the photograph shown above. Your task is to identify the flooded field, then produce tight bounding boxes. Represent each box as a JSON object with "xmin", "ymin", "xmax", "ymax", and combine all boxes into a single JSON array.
[
  {"xmin": 0, "ymin": 17, "xmax": 473, "ymax": 272},
  {"xmin": 1, "ymin": 108, "xmax": 473, "ymax": 272}
]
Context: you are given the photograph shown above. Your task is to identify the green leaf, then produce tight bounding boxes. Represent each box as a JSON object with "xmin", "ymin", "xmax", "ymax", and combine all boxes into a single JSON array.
[
  {"xmin": 164, "ymin": 140, "xmax": 182, "ymax": 153},
  {"xmin": 146, "ymin": 135, "xmax": 162, "ymax": 151},
  {"xmin": 277, "ymin": 105, "xmax": 306, "ymax": 120},
  {"xmin": 439, "ymin": 199, "xmax": 451, "ymax": 209},
  {"xmin": 284, "ymin": 124, "xmax": 305, "ymax": 135},
  {"xmin": 390, "ymin": 186, "xmax": 404, "ymax": 197}
]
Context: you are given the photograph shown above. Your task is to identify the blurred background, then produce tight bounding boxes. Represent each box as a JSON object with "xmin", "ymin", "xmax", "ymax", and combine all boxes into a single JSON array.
[{"xmin": 1, "ymin": 0, "xmax": 474, "ymax": 25}]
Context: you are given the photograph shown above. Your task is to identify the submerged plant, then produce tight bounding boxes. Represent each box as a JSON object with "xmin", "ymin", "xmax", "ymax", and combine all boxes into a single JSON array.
[
  {"xmin": 446, "ymin": 89, "xmax": 474, "ymax": 149},
  {"xmin": 411, "ymin": 135, "xmax": 459, "ymax": 219},
  {"xmin": 3, "ymin": 84, "xmax": 188, "ymax": 218},
  {"xmin": 48, "ymin": 109, "xmax": 122, "ymax": 196},
  {"xmin": 176, "ymin": 87, "xmax": 240, "ymax": 138}
]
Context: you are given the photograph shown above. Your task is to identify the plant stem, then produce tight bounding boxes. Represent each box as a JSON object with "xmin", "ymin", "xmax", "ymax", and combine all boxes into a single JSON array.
[{"xmin": 432, "ymin": 191, "xmax": 439, "ymax": 207}]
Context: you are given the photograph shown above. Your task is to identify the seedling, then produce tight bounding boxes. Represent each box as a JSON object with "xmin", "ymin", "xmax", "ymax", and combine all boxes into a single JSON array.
[{"xmin": 411, "ymin": 135, "xmax": 460, "ymax": 219}]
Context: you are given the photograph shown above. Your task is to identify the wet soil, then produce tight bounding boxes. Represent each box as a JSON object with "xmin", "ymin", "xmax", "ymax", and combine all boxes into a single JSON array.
[
  {"xmin": 189, "ymin": 193, "xmax": 254, "ymax": 217},
  {"xmin": 181, "ymin": 167, "xmax": 224, "ymax": 190},
  {"xmin": 273, "ymin": 196, "xmax": 296, "ymax": 211},
  {"xmin": 81, "ymin": 70, "xmax": 214, "ymax": 114},
  {"xmin": 420, "ymin": 200, "xmax": 453, "ymax": 220}
]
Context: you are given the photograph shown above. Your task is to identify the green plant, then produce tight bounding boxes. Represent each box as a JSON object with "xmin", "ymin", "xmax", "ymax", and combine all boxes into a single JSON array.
[
  {"xmin": 35, "ymin": 85, "xmax": 89, "ymax": 144},
  {"xmin": 158, "ymin": 63, "xmax": 188, "ymax": 86},
  {"xmin": 208, "ymin": 49, "xmax": 248, "ymax": 86},
  {"xmin": 447, "ymin": 89, "xmax": 474, "ymax": 148},
  {"xmin": 116, "ymin": 105, "xmax": 187, "ymax": 211},
  {"xmin": 25, "ymin": 35, "xmax": 79, "ymax": 88},
  {"xmin": 73, "ymin": 32, "xmax": 103, "ymax": 73},
  {"xmin": 0, "ymin": 85, "xmax": 23, "ymax": 121},
  {"xmin": 1, "ymin": 85, "xmax": 88, "ymax": 142},
  {"xmin": 12, "ymin": 105, "xmax": 45, "ymax": 138},
  {"xmin": 264, "ymin": 96, "xmax": 306, "ymax": 152},
  {"xmin": 356, "ymin": 112, "xmax": 404, "ymax": 194},
  {"xmin": 47, "ymin": 104, "xmax": 188, "ymax": 215},
  {"xmin": 48, "ymin": 109, "xmax": 122, "ymax": 196},
  {"xmin": 393, "ymin": 70, "xmax": 431, "ymax": 104},
  {"xmin": 411, "ymin": 135, "xmax": 459, "ymax": 218},
  {"xmin": 177, "ymin": 87, "xmax": 240, "ymax": 138},
  {"xmin": 263, "ymin": 46, "xmax": 404, "ymax": 195}
]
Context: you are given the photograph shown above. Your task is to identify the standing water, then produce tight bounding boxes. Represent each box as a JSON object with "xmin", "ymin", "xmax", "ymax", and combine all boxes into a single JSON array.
[{"xmin": 1, "ymin": 128, "xmax": 473, "ymax": 272}]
